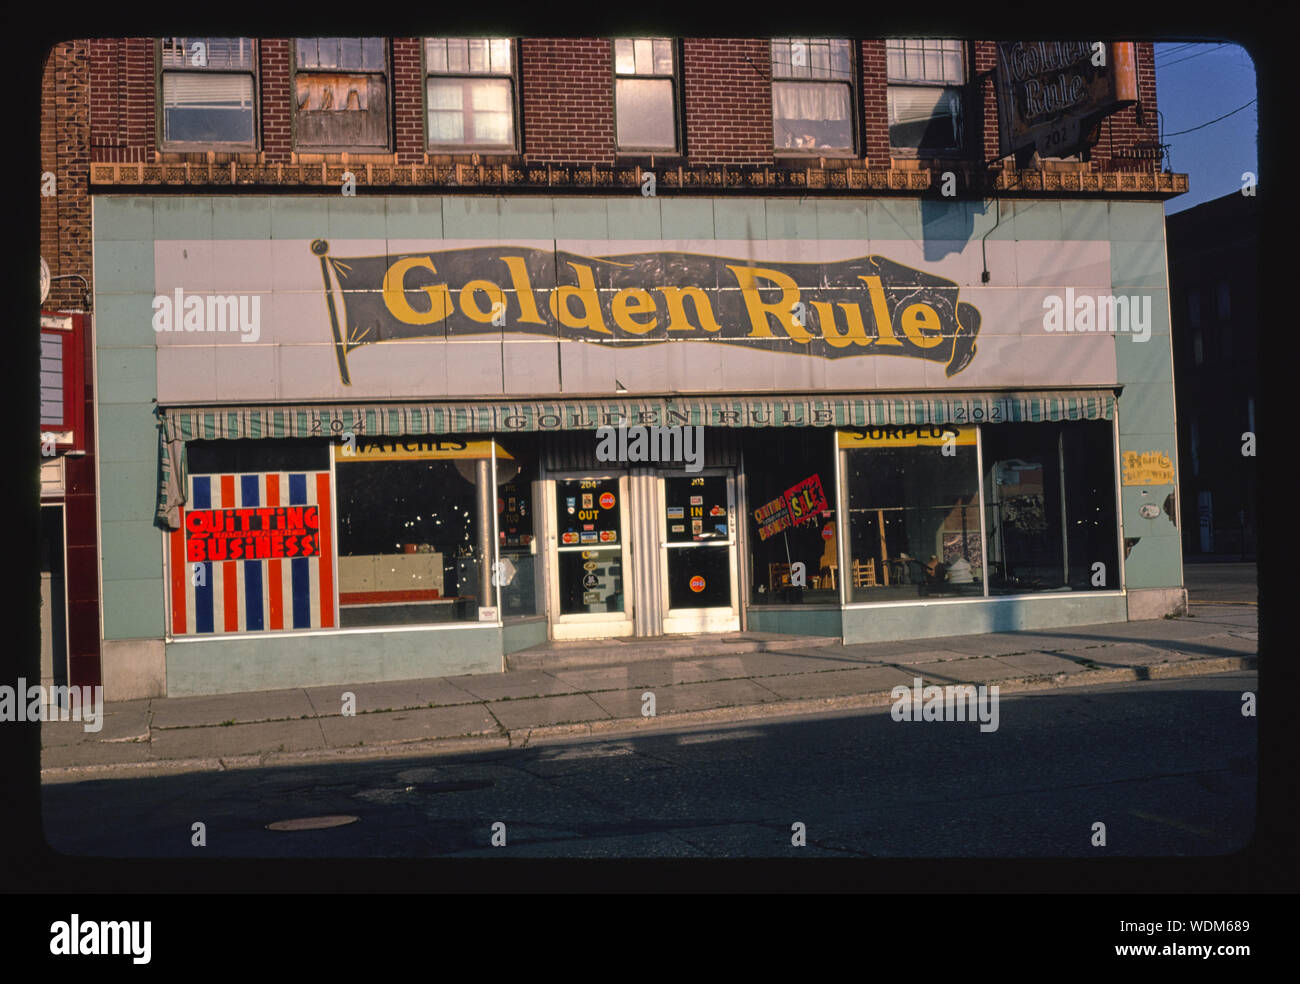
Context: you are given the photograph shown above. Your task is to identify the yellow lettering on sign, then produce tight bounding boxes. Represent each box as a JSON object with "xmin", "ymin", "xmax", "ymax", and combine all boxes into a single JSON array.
[
  {"xmin": 860, "ymin": 275, "xmax": 903, "ymax": 347},
  {"xmin": 499, "ymin": 256, "xmax": 547, "ymax": 326},
  {"xmin": 901, "ymin": 303, "xmax": 944, "ymax": 349},
  {"xmin": 383, "ymin": 256, "xmax": 451, "ymax": 325},
  {"xmin": 726, "ymin": 265, "xmax": 812, "ymax": 343},
  {"xmin": 812, "ymin": 301, "xmax": 871, "ymax": 348},
  {"xmin": 658, "ymin": 286, "xmax": 722, "ymax": 333},
  {"xmin": 548, "ymin": 262, "xmax": 609, "ymax": 335},
  {"xmin": 459, "ymin": 279, "xmax": 505, "ymax": 323},
  {"xmin": 611, "ymin": 288, "xmax": 658, "ymax": 334}
]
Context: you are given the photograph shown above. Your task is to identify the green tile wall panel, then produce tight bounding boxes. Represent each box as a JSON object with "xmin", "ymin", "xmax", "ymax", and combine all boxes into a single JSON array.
[
  {"xmin": 165, "ymin": 627, "xmax": 503, "ymax": 696},
  {"xmin": 841, "ymin": 595, "xmax": 1128, "ymax": 645},
  {"xmin": 101, "ymin": 578, "xmax": 165, "ymax": 640}
]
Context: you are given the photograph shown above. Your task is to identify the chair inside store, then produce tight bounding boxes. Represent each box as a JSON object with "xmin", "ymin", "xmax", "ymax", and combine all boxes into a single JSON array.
[
  {"xmin": 851, "ymin": 558, "xmax": 877, "ymax": 588},
  {"xmin": 818, "ymin": 523, "xmax": 838, "ymax": 590}
]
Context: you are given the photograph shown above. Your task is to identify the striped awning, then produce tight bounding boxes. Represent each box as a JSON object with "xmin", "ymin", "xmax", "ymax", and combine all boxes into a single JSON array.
[{"xmin": 156, "ymin": 390, "xmax": 1116, "ymax": 527}]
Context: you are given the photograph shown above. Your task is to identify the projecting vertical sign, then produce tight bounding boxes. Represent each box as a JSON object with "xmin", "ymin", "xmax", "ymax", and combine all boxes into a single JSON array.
[
  {"xmin": 168, "ymin": 471, "xmax": 336, "ymax": 635},
  {"xmin": 995, "ymin": 42, "xmax": 1137, "ymax": 160}
]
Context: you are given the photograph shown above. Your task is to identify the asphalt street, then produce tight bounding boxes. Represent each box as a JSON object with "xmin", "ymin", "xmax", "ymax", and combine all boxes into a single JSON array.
[
  {"xmin": 41, "ymin": 671, "xmax": 1256, "ymax": 859},
  {"xmin": 1183, "ymin": 562, "xmax": 1258, "ymax": 605}
]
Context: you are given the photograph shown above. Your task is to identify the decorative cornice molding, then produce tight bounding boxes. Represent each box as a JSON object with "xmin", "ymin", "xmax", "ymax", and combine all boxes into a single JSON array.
[{"xmin": 87, "ymin": 161, "xmax": 1189, "ymax": 198}]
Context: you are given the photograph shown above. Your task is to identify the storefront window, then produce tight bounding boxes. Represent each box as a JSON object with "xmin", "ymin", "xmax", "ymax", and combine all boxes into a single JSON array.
[
  {"xmin": 841, "ymin": 426, "xmax": 983, "ymax": 602},
  {"xmin": 744, "ymin": 431, "xmax": 838, "ymax": 605},
  {"xmin": 335, "ymin": 448, "xmax": 490, "ymax": 626},
  {"xmin": 496, "ymin": 439, "xmax": 539, "ymax": 618},
  {"xmin": 981, "ymin": 421, "xmax": 1118, "ymax": 594}
]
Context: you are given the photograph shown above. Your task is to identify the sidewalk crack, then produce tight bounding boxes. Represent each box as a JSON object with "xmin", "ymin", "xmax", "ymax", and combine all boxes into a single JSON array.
[
  {"xmin": 482, "ymin": 702, "xmax": 511, "ymax": 744},
  {"xmin": 304, "ymin": 688, "xmax": 330, "ymax": 748}
]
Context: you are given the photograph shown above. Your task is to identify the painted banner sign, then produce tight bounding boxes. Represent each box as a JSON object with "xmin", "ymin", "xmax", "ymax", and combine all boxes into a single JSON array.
[
  {"xmin": 312, "ymin": 241, "xmax": 981, "ymax": 385},
  {"xmin": 169, "ymin": 472, "xmax": 335, "ymax": 635}
]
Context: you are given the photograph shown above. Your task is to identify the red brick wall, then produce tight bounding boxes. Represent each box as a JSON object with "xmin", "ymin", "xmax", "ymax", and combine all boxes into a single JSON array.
[
  {"xmin": 682, "ymin": 39, "xmax": 772, "ymax": 165},
  {"xmin": 89, "ymin": 38, "xmax": 154, "ymax": 162},
  {"xmin": 393, "ymin": 38, "xmax": 425, "ymax": 163},
  {"xmin": 260, "ymin": 39, "xmax": 291, "ymax": 162},
  {"xmin": 974, "ymin": 42, "xmax": 1000, "ymax": 164},
  {"xmin": 42, "ymin": 42, "xmax": 91, "ymax": 311},
  {"xmin": 860, "ymin": 40, "xmax": 889, "ymax": 164},
  {"xmin": 520, "ymin": 38, "xmax": 614, "ymax": 164},
  {"xmin": 1090, "ymin": 42, "xmax": 1161, "ymax": 168},
  {"xmin": 83, "ymin": 37, "xmax": 1168, "ymax": 175}
]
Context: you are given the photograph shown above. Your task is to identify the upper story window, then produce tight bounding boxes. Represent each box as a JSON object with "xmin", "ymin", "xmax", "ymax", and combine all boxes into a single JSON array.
[
  {"xmin": 425, "ymin": 38, "xmax": 517, "ymax": 151},
  {"xmin": 886, "ymin": 39, "xmax": 966, "ymax": 154},
  {"xmin": 613, "ymin": 38, "xmax": 679, "ymax": 153},
  {"xmin": 159, "ymin": 38, "xmax": 258, "ymax": 149},
  {"xmin": 770, "ymin": 38, "xmax": 854, "ymax": 154},
  {"xmin": 1187, "ymin": 288, "xmax": 1201, "ymax": 328},
  {"xmin": 293, "ymin": 38, "xmax": 389, "ymax": 150}
]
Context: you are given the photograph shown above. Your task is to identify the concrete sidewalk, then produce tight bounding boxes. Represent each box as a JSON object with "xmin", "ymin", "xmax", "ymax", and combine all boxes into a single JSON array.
[{"xmin": 40, "ymin": 602, "xmax": 1258, "ymax": 782}]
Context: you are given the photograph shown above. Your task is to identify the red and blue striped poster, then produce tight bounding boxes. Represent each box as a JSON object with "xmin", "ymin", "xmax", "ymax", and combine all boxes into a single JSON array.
[{"xmin": 169, "ymin": 472, "xmax": 336, "ymax": 635}]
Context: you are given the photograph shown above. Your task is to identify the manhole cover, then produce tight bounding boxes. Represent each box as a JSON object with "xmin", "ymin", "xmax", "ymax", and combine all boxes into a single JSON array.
[{"xmin": 266, "ymin": 815, "xmax": 359, "ymax": 831}]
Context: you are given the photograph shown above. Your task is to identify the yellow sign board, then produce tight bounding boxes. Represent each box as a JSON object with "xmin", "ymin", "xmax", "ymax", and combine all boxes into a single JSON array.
[
  {"xmin": 1121, "ymin": 450, "xmax": 1174, "ymax": 486},
  {"xmin": 837, "ymin": 425, "xmax": 976, "ymax": 449},
  {"xmin": 334, "ymin": 437, "xmax": 513, "ymax": 462}
]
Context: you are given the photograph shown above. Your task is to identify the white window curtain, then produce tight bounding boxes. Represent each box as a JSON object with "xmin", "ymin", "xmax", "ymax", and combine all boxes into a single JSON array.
[{"xmin": 773, "ymin": 82, "xmax": 849, "ymax": 122}]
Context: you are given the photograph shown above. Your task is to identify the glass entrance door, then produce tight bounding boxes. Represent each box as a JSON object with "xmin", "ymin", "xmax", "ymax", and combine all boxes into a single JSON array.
[
  {"xmin": 547, "ymin": 474, "xmax": 633, "ymax": 639},
  {"xmin": 659, "ymin": 471, "xmax": 740, "ymax": 633}
]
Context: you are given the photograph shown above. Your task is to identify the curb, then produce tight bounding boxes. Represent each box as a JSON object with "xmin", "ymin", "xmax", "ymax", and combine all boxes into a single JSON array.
[{"xmin": 40, "ymin": 655, "xmax": 1255, "ymax": 782}]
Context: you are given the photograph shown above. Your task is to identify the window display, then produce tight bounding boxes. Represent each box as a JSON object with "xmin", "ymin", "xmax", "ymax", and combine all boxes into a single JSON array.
[
  {"xmin": 334, "ymin": 453, "xmax": 486, "ymax": 625},
  {"xmin": 840, "ymin": 425, "xmax": 983, "ymax": 601},
  {"xmin": 981, "ymin": 421, "xmax": 1118, "ymax": 593},
  {"xmin": 745, "ymin": 432, "xmax": 838, "ymax": 604},
  {"xmin": 496, "ymin": 440, "xmax": 539, "ymax": 617}
]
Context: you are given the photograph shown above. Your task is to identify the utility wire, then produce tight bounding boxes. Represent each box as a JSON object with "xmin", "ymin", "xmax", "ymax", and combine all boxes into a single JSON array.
[
  {"xmin": 1153, "ymin": 42, "xmax": 1202, "ymax": 62},
  {"xmin": 1164, "ymin": 99, "xmax": 1256, "ymax": 136},
  {"xmin": 1158, "ymin": 43, "xmax": 1227, "ymax": 69},
  {"xmin": 1154, "ymin": 40, "xmax": 1215, "ymax": 59}
]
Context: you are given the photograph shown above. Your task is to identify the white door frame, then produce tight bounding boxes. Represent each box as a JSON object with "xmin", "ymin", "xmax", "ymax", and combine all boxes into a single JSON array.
[
  {"xmin": 658, "ymin": 468, "xmax": 741, "ymax": 634},
  {"xmin": 545, "ymin": 471, "xmax": 634, "ymax": 640}
]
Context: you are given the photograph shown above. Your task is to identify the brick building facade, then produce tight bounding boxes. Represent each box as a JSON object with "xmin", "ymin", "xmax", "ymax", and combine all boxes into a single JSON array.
[{"xmin": 40, "ymin": 37, "xmax": 1189, "ymax": 698}]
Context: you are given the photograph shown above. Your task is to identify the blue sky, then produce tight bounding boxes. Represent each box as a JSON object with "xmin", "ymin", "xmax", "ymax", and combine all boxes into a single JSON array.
[{"xmin": 1152, "ymin": 41, "xmax": 1258, "ymax": 214}]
